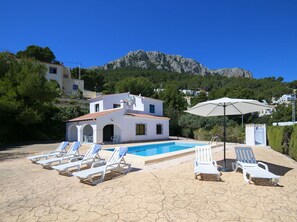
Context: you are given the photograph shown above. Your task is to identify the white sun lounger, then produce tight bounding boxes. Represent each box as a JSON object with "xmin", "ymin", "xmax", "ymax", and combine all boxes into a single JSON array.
[
  {"xmin": 52, "ymin": 144, "xmax": 103, "ymax": 175},
  {"xmin": 73, "ymin": 147, "xmax": 131, "ymax": 185},
  {"xmin": 233, "ymin": 147, "xmax": 280, "ymax": 185},
  {"xmin": 37, "ymin": 141, "xmax": 81, "ymax": 168},
  {"xmin": 27, "ymin": 141, "xmax": 69, "ymax": 163},
  {"xmin": 194, "ymin": 145, "xmax": 221, "ymax": 180}
]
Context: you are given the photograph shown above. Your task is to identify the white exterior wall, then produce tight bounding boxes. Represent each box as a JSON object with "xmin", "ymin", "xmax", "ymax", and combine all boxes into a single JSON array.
[
  {"xmin": 120, "ymin": 116, "xmax": 169, "ymax": 142},
  {"xmin": 63, "ymin": 78, "xmax": 84, "ymax": 95},
  {"xmin": 132, "ymin": 96, "xmax": 144, "ymax": 112},
  {"xmin": 102, "ymin": 93, "xmax": 129, "ymax": 110},
  {"xmin": 89, "ymin": 93, "xmax": 163, "ymax": 116},
  {"xmin": 44, "ymin": 63, "xmax": 63, "ymax": 89},
  {"xmin": 66, "ymin": 108, "xmax": 169, "ymax": 144},
  {"xmin": 66, "ymin": 120, "xmax": 98, "ymax": 143},
  {"xmin": 142, "ymin": 98, "xmax": 163, "ymax": 116},
  {"xmin": 245, "ymin": 124, "xmax": 267, "ymax": 146},
  {"xmin": 90, "ymin": 100, "xmax": 104, "ymax": 113}
]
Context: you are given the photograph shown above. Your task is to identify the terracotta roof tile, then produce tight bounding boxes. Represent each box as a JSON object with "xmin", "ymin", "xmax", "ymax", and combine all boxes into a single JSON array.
[
  {"xmin": 68, "ymin": 109, "xmax": 120, "ymax": 122},
  {"xmin": 125, "ymin": 113, "xmax": 170, "ymax": 120}
]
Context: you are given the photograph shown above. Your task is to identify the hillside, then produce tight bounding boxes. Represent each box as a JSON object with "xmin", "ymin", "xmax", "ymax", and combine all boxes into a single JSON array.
[{"xmin": 92, "ymin": 50, "xmax": 253, "ymax": 78}]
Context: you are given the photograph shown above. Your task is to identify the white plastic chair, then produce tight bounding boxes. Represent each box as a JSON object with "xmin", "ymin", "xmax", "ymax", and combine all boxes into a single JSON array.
[
  {"xmin": 37, "ymin": 141, "xmax": 81, "ymax": 168},
  {"xmin": 27, "ymin": 141, "xmax": 69, "ymax": 163},
  {"xmin": 233, "ymin": 147, "xmax": 280, "ymax": 185},
  {"xmin": 52, "ymin": 144, "xmax": 103, "ymax": 175},
  {"xmin": 194, "ymin": 145, "xmax": 221, "ymax": 180},
  {"xmin": 73, "ymin": 147, "xmax": 131, "ymax": 185}
]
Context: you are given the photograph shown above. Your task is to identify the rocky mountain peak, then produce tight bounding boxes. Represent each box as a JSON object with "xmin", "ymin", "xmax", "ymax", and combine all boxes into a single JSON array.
[{"xmin": 99, "ymin": 50, "xmax": 252, "ymax": 78}]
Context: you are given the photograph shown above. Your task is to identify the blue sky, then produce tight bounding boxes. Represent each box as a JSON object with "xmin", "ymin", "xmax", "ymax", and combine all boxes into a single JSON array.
[{"xmin": 0, "ymin": 0, "xmax": 296, "ymax": 81}]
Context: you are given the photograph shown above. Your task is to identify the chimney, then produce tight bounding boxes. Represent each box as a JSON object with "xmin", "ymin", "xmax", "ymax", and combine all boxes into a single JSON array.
[{"xmin": 120, "ymin": 99, "xmax": 127, "ymax": 110}]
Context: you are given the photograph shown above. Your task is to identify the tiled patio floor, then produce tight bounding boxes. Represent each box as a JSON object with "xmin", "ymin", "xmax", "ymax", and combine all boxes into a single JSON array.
[{"xmin": 0, "ymin": 142, "xmax": 297, "ymax": 221}]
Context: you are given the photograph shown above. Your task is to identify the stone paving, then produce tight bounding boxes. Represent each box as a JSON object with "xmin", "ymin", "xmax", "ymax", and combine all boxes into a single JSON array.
[{"xmin": 0, "ymin": 143, "xmax": 297, "ymax": 221}]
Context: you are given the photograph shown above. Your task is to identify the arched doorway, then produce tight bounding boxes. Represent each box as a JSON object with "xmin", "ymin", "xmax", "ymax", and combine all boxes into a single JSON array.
[
  {"xmin": 83, "ymin": 124, "xmax": 93, "ymax": 143},
  {"xmin": 103, "ymin": 124, "xmax": 114, "ymax": 142},
  {"xmin": 69, "ymin": 125, "xmax": 78, "ymax": 141}
]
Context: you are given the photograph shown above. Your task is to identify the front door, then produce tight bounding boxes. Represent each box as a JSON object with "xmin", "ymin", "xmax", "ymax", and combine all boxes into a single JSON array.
[{"xmin": 103, "ymin": 124, "xmax": 114, "ymax": 142}]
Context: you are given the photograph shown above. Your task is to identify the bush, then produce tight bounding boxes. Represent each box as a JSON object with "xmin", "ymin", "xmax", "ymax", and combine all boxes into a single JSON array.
[
  {"xmin": 192, "ymin": 125, "xmax": 245, "ymax": 143},
  {"xmin": 181, "ymin": 128, "xmax": 194, "ymax": 138},
  {"xmin": 193, "ymin": 128, "xmax": 212, "ymax": 141},
  {"xmin": 289, "ymin": 125, "xmax": 297, "ymax": 160},
  {"xmin": 267, "ymin": 126, "xmax": 285, "ymax": 153}
]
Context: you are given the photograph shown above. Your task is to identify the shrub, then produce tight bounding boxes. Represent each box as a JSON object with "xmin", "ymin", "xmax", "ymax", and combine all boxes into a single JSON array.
[
  {"xmin": 289, "ymin": 125, "xmax": 297, "ymax": 160},
  {"xmin": 267, "ymin": 126, "xmax": 285, "ymax": 153},
  {"xmin": 181, "ymin": 128, "xmax": 194, "ymax": 138},
  {"xmin": 193, "ymin": 128, "xmax": 212, "ymax": 141}
]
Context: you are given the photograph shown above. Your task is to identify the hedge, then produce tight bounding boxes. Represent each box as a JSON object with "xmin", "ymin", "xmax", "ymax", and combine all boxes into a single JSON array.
[
  {"xmin": 289, "ymin": 125, "xmax": 297, "ymax": 160},
  {"xmin": 267, "ymin": 126, "xmax": 286, "ymax": 153},
  {"xmin": 193, "ymin": 126, "xmax": 245, "ymax": 143}
]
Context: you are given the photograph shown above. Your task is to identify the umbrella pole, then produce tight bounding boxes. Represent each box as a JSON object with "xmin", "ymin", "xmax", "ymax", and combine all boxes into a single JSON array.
[{"xmin": 224, "ymin": 104, "xmax": 226, "ymax": 169}]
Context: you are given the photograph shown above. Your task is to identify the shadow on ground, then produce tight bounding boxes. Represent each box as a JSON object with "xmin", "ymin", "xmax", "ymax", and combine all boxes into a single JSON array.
[
  {"xmin": 217, "ymin": 158, "xmax": 293, "ymax": 176},
  {"xmin": 0, "ymin": 152, "xmax": 30, "ymax": 162}
]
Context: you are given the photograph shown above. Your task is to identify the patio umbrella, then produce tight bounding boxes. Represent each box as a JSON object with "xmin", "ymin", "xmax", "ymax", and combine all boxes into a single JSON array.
[{"xmin": 185, "ymin": 97, "xmax": 271, "ymax": 170}]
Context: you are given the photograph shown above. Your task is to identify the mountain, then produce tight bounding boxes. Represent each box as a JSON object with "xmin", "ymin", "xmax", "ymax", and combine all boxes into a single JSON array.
[{"xmin": 94, "ymin": 50, "xmax": 253, "ymax": 78}]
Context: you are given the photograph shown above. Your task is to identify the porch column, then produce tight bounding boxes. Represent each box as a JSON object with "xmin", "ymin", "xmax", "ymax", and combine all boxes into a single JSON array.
[
  {"xmin": 91, "ymin": 125, "xmax": 97, "ymax": 143},
  {"xmin": 76, "ymin": 125, "xmax": 84, "ymax": 143}
]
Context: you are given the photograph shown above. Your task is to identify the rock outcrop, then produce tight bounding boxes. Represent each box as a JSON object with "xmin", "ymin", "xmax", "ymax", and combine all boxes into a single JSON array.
[{"xmin": 94, "ymin": 50, "xmax": 252, "ymax": 78}]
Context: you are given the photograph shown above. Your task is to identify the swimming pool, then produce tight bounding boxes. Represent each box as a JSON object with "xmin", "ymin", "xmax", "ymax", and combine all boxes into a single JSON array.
[{"xmin": 107, "ymin": 142, "xmax": 206, "ymax": 156}]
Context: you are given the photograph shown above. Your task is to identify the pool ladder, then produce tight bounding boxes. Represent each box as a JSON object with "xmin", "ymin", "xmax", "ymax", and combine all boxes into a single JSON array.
[{"xmin": 209, "ymin": 136, "xmax": 220, "ymax": 145}]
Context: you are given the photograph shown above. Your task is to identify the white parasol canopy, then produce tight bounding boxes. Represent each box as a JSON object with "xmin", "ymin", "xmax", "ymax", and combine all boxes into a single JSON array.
[
  {"xmin": 186, "ymin": 97, "xmax": 271, "ymax": 117},
  {"xmin": 185, "ymin": 97, "xmax": 271, "ymax": 170}
]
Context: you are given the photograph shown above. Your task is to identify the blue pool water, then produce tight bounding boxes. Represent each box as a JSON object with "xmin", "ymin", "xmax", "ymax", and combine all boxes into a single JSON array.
[{"xmin": 107, "ymin": 142, "xmax": 206, "ymax": 156}]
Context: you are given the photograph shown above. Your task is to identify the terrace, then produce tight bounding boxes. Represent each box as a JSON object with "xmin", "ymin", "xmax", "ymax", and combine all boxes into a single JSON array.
[{"xmin": 0, "ymin": 141, "xmax": 297, "ymax": 221}]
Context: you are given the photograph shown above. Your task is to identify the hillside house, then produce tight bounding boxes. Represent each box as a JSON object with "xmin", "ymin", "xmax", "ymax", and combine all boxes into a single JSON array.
[
  {"xmin": 66, "ymin": 92, "xmax": 170, "ymax": 144},
  {"xmin": 43, "ymin": 63, "xmax": 85, "ymax": 95}
]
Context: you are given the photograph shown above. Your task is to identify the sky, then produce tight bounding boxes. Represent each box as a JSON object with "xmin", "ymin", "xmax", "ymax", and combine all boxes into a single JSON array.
[{"xmin": 0, "ymin": 0, "xmax": 296, "ymax": 82}]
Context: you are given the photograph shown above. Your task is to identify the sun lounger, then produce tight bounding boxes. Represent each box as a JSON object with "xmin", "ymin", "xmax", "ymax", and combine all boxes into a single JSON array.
[
  {"xmin": 73, "ymin": 147, "xmax": 131, "ymax": 185},
  {"xmin": 27, "ymin": 141, "xmax": 69, "ymax": 163},
  {"xmin": 194, "ymin": 145, "xmax": 221, "ymax": 180},
  {"xmin": 233, "ymin": 147, "xmax": 280, "ymax": 185},
  {"xmin": 52, "ymin": 144, "xmax": 103, "ymax": 175},
  {"xmin": 37, "ymin": 141, "xmax": 81, "ymax": 168}
]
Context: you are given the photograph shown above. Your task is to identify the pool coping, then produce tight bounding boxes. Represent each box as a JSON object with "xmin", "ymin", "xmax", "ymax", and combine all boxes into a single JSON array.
[{"xmin": 102, "ymin": 140, "xmax": 225, "ymax": 166}]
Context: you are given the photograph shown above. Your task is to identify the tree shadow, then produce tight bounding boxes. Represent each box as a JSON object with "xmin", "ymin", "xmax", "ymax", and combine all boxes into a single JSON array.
[{"xmin": 0, "ymin": 141, "xmax": 59, "ymax": 151}]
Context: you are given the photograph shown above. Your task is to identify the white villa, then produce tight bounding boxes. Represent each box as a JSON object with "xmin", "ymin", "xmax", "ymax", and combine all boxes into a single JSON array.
[
  {"xmin": 274, "ymin": 94, "xmax": 296, "ymax": 104},
  {"xmin": 43, "ymin": 63, "xmax": 85, "ymax": 95},
  {"xmin": 66, "ymin": 92, "xmax": 170, "ymax": 144}
]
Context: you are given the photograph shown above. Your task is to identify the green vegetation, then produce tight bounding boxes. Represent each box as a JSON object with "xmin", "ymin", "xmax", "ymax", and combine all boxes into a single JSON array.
[
  {"xmin": 289, "ymin": 125, "xmax": 297, "ymax": 160},
  {"xmin": 1, "ymin": 45, "xmax": 297, "ymax": 147},
  {"xmin": 267, "ymin": 126, "xmax": 286, "ymax": 153},
  {"xmin": 0, "ymin": 52, "xmax": 85, "ymax": 144},
  {"xmin": 267, "ymin": 125, "xmax": 294, "ymax": 158},
  {"xmin": 115, "ymin": 77, "xmax": 154, "ymax": 97},
  {"xmin": 16, "ymin": 45, "xmax": 56, "ymax": 63}
]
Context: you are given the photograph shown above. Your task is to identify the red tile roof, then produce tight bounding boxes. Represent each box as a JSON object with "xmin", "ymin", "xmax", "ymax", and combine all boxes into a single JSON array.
[
  {"xmin": 125, "ymin": 113, "xmax": 170, "ymax": 120},
  {"xmin": 68, "ymin": 109, "xmax": 120, "ymax": 122}
]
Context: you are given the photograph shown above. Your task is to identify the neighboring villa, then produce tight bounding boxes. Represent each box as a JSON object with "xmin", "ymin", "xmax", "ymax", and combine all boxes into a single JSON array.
[
  {"xmin": 66, "ymin": 92, "xmax": 170, "ymax": 144},
  {"xmin": 43, "ymin": 62, "xmax": 84, "ymax": 95},
  {"xmin": 273, "ymin": 94, "xmax": 296, "ymax": 104},
  {"xmin": 44, "ymin": 62, "xmax": 98, "ymax": 98}
]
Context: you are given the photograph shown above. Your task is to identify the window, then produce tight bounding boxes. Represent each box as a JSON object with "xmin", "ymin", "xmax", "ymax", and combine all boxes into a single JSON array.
[
  {"xmin": 49, "ymin": 67, "xmax": 57, "ymax": 74},
  {"xmin": 63, "ymin": 74, "xmax": 68, "ymax": 78},
  {"xmin": 73, "ymin": 84, "xmax": 78, "ymax": 90},
  {"xmin": 95, "ymin": 104, "xmax": 100, "ymax": 112},
  {"xmin": 136, "ymin": 124, "xmax": 146, "ymax": 135},
  {"xmin": 156, "ymin": 124, "xmax": 163, "ymax": 135},
  {"xmin": 113, "ymin": 104, "xmax": 121, "ymax": 108},
  {"xmin": 149, "ymin": 104, "xmax": 155, "ymax": 113}
]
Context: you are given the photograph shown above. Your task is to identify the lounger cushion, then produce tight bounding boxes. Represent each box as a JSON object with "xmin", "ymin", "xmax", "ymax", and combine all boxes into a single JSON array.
[
  {"xmin": 245, "ymin": 166, "xmax": 280, "ymax": 179},
  {"xmin": 195, "ymin": 164, "xmax": 220, "ymax": 175}
]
